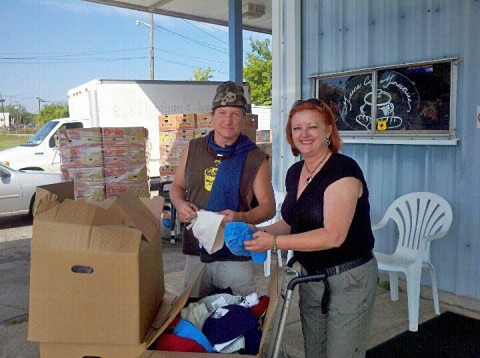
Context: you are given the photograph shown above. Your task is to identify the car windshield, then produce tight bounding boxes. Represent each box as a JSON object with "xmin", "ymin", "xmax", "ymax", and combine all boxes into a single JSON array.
[
  {"xmin": 0, "ymin": 163, "xmax": 14, "ymax": 174},
  {"xmin": 21, "ymin": 121, "xmax": 59, "ymax": 147}
]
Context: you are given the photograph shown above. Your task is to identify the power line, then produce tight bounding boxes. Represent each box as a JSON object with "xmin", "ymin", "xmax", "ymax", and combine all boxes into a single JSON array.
[
  {"xmin": 0, "ymin": 56, "xmax": 149, "ymax": 64},
  {"xmin": 155, "ymin": 47, "xmax": 228, "ymax": 65},
  {"xmin": 0, "ymin": 54, "xmax": 228, "ymax": 74},
  {"xmin": 182, "ymin": 19, "xmax": 228, "ymax": 45},
  {"xmin": 0, "ymin": 47, "xmax": 150, "ymax": 57},
  {"xmin": 154, "ymin": 23, "xmax": 229, "ymax": 54},
  {"xmin": 199, "ymin": 22, "xmax": 228, "ymax": 33}
]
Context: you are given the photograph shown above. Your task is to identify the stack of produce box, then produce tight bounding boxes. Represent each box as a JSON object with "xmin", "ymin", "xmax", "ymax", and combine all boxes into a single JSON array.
[
  {"xmin": 59, "ymin": 127, "xmax": 150, "ymax": 201},
  {"xmin": 256, "ymin": 141, "xmax": 273, "ymax": 175},
  {"xmin": 159, "ymin": 112, "xmax": 258, "ymax": 183},
  {"xmin": 158, "ymin": 113, "xmax": 197, "ymax": 183}
]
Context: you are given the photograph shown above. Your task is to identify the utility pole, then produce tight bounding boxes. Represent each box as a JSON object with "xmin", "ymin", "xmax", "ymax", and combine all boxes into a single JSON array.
[
  {"xmin": 136, "ymin": 15, "xmax": 155, "ymax": 80},
  {"xmin": 0, "ymin": 96, "xmax": 5, "ymax": 129},
  {"xmin": 37, "ymin": 97, "xmax": 45, "ymax": 114},
  {"xmin": 149, "ymin": 13, "xmax": 154, "ymax": 80}
]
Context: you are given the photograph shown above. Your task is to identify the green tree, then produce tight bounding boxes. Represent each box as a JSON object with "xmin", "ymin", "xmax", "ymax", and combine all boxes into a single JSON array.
[
  {"xmin": 37, "ymin": 103, "xmax": 69, "ymax": 126},
  {"xmin": 243, "ymin": 37, "xmax": 272, "ymax": 106},
  {"xmin": 192, "ymin": 67, "xmax": 214, "ymax": 81},
  {"xmin": 3, "ymin": 104, "xmax": 35, "ymax": 126}
]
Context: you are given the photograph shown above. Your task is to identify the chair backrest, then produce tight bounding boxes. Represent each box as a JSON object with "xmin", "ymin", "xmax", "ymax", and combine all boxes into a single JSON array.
[
  {"xmin": 258, "ymin": 190, "xmax": 286, "ymax": 227},
  {"xmin": 383, "ymin": 192, "xmax": 453, "ymax": 259},
  {"xmin": 274, "ymin": 191, "xmax": 286, "ymax": 221}
]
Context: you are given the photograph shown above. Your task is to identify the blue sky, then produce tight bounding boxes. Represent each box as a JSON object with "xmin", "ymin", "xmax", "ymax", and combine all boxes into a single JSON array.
[{"xmin": 0, "ymin": 0, "xmax": 271, "ymax": 113}]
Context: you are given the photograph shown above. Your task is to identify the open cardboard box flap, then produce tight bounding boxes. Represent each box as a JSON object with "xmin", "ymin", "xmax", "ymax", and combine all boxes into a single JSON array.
[
  {"xmin": 33, "ymin": 181, "xmax": 162, "ymax": 244},
  {"xmin": 40, "ymin": 265, "xmax": 279, "ymax": 358}
]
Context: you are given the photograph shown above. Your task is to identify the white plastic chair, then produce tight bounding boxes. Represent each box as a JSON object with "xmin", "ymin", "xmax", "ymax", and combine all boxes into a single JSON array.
[
  {"xmin": 373, "ymin": 192, "xmax": 453, "ymax": 332},
  {"xmin": 261, "ymin": 191, "xmax": 294, "ymax": 277}
]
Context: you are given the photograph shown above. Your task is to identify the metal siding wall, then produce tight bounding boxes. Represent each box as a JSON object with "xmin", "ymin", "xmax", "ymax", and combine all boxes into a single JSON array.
[{"xmin": 284, "ymin": 0, "xmax": 480, "ymax": 300}]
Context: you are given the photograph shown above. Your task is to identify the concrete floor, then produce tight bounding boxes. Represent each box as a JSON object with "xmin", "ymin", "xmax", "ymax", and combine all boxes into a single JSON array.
[{"xmin": 1, "ymin": 230, "xmax": 480, "ymax": 358}]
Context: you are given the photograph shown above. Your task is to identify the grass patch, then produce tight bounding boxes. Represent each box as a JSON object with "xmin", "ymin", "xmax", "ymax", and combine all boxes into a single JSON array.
[
  {"xmin": 2, "ymin": 314, "xmax": 29, "ymax": 326},
  {"xmin": 0, "ymin": 135, "xmax": 31, "ymax": 151},
  {"xmin": 380, "ymin": 280, "xmax": 391, "ymax": 291}
]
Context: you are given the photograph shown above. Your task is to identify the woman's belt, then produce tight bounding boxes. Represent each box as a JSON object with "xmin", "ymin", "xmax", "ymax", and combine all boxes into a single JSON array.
[{"xmin": 308, "ymin": 252, "xmax": 374, "ymax": 314}]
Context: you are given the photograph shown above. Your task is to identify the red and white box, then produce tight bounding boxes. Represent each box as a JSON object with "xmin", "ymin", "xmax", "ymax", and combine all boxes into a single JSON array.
[
  {"xmin": 194, "ymin": 128, "xmax": 213, "ymax": 138},
  {"xmin": 59, "ymin": 128, "xmax": 103, "ymax": 148},
  {"xmin": 106, "ymin": 181, "xmax": 150, "ymax": 198},
  {"xmin": 73, "ymin": 180, "xmax": 106, "ymax": 202},
  {"xmin": 159, "ymin": 163, "xmax": 178, "ymax": 176},
  {"xmin": 195, "ymin": 113, "xmax": 213, "ymax": 128},
  {"xmin": 60, "ymin": 147, "xmax": 104, "ymax": 168},
  {"xmin": 159, "ymin": 130, "xmax": 195, "ymax": 145},
  {"xmin": 61, "ymin": 167, "xmax": 104, "ymax": 182},
  {"xmin": 103, "ymin": 145, "xmax": 146, "ymax": 166},
  {"xmin": 101, "ymin": 127, "xmax": 148, "ymax": 146},
  {"xmin": 104, "ymin": 165, "xmax": 148, "ymax": 183},
  {"xmin": 160, "ymin": 143, "xmax": 186, "ymax": 163},
  {"xmin": 159, "ymin": 114, "xmax": 196, "ymax": 131}
]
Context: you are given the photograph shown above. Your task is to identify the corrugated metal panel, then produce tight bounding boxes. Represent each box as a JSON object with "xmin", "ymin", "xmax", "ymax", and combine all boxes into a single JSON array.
[{"xmin": 275, "ymin": 0, "xmax": 480, "ymax": 300}]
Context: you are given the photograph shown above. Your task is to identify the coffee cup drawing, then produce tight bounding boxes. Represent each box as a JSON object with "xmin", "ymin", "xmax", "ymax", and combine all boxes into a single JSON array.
[
  {"xmin": 360, "ymin": 89, "xmax": 394, "ymax": 117},
  {"xmin": 356, "ymin": 89, "xmax": 403, "ymax": 130}
]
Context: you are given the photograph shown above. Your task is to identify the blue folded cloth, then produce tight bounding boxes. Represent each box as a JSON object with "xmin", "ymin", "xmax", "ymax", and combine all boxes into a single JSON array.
[
  {"xmin": 202, "ymin": 304, "xmax": 260, "ymax": 353},
  {"xmin": 173, "ymin": 319, "xmax": 215, "ymax": 353},
  {"xmin": 224, "ymin": 222, "xmax": 267, "ymax": 264}
]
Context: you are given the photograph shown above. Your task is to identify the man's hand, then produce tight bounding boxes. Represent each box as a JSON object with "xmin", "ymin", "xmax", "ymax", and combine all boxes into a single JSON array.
[
  {"xmin": 218, "ymin": 209, "xmax": 244, "ymax": 227},
  {"xmin": 179, "ymin": 202, "xmax": 199, "ymax": 223}
]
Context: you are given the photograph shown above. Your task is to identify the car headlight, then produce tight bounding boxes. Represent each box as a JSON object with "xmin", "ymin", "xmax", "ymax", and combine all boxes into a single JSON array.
[{"xmin": 0, "ymin": 161, "xmax": 9, "ymax": 167}]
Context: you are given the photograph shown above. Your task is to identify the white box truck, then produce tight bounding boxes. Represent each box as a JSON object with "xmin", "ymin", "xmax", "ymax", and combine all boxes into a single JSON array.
[{"xmin": 1, "ymin": 79, "xmax": 250, "ymax": 184}]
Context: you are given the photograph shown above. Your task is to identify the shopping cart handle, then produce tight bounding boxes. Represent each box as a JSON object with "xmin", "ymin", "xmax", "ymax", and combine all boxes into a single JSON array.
[
  {"xmin": 286, "ymin": 273, "xmax": 326, "ymax": 291},
  {"xmin": 286, "ymin": 256, "xmax": 297, "ymax": 268}
]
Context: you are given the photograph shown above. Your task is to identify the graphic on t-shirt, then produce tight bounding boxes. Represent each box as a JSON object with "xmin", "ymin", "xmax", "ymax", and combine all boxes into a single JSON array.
[{"xmin": 204, "ymin": 160, "xmax": 221, "ymax": 191}]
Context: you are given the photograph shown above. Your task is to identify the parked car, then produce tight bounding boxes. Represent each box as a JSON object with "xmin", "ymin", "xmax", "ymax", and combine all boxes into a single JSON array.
[{"xmin": 0, "ymin": 164, "xmax": 62, "ymax": 218}]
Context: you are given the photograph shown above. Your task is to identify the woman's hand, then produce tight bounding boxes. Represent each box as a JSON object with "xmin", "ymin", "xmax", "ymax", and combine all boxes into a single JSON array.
[
  {"xmin": 178, "ymin": 201, "xmax": 199, "ymax": 223},
  {"xmin": 245, "ymin": 230, "xmax": 276, "ymax": 252}
]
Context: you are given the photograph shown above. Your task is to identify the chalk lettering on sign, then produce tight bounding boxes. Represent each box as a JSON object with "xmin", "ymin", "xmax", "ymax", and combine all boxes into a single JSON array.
[{"xmin": 339, "ymin": 71, "xmax": 419, "ymax": 131}]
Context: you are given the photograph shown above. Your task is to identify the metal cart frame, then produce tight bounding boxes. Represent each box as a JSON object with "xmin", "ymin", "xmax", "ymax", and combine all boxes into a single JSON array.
[{"xmin": 267, "ymin": 256, "xmax": 327, "ymax": 358}]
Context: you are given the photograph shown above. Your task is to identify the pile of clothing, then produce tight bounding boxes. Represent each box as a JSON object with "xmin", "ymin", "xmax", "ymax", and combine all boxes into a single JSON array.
[{"xmin": 154, "ymin": 291, "xmax": 270, "ymax": 354}]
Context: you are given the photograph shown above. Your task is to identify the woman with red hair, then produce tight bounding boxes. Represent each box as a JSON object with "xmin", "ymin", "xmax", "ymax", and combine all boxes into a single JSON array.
[{"xmin": 245, "ymin": 99, "xmax": 378, "ymax": 357}]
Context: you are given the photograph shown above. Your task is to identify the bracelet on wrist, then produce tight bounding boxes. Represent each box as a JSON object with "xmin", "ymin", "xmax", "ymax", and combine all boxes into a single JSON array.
[{"xmin": 272, "ymin": 235, "xmax": 278, "ymax": 250}]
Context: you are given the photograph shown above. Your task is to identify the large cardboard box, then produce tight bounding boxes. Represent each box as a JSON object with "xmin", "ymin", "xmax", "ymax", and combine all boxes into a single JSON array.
[
  {"xmin": 159, "ymin": 130, "xmax": 195, "ymax": 145},
  {"xmin": 39, "ymin": 266, "xmax": 279, "ymax": 358},
  {"xmin": 28, "ymin": 182, "xmax": 165, "ymax": 346},
  {"xmin": 159, "ymin": 114, "xmax": 197, "ymax": 131},
  {"xmin": 101, "ymin": 127, "xmax": 148, "ymax": 146},
  {"xmin": 159, "ymin": 162, "xmax": 178, "ymax": 175},
  {"xmin": 195, "ymin": 112, "xmax": 213, "ymax": 128},
  {"xmin": 242, "ymin": 127, "xmax": 257, "ymax": 143},
  {"xmin": 58, "ymin": 128, "xmax": 103, "ymax": 148},
  {"xmin": 244, "ymin": 114, "xmax": 259, "ymax": 129}
]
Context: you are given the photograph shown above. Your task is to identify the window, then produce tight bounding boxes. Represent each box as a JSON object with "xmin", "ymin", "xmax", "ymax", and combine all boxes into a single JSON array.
[{"xmin": 313, "ymin": 58, "xmax": 460, "ymax": 145}]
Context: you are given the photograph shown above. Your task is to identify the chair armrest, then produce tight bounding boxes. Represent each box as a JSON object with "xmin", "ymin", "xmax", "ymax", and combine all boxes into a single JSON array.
[
  {"xmin": 372, "ymin": 217, "xmax": 388, "ymax": 231},
  {"xmin": 424, "ymin": 232, "xmax": 445, "ymax": 243}
]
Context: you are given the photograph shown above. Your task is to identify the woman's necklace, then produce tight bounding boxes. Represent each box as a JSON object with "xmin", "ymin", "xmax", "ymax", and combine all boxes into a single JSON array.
[{"xmin": 304, "ymin": 151, "xmax": 330, "ymax": 185}]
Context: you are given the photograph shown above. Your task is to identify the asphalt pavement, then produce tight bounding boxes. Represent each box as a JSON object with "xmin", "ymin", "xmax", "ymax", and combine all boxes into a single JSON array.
[
  {"xmin": 1, "ymin": 215, "xmax": 479, "ymax": 358},
  {"xmin": 0, "ymin": 216, "xmax": 37, "ymax": 358}
]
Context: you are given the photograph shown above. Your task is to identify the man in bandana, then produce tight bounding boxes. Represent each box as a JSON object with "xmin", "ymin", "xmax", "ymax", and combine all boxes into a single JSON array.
[{"xmin": 170, "ymin": 81, "xmax": 275, "ymax": 297}]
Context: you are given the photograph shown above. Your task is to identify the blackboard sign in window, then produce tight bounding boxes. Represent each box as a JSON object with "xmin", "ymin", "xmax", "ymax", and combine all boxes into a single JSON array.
[{"xmin": 313, "ymin": 58, "xmax": 460, "ymax": 145}]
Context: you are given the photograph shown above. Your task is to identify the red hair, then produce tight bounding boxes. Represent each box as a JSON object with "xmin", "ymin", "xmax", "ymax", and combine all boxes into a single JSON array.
[{"xmin": 285, "ymin": 99, "xmax": 342, "ymax": 157}]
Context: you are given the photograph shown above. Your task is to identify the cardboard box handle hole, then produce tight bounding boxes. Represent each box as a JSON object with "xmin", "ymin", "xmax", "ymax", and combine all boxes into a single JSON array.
[{"xmin": 71, "ymin": 265, "xmax": 94, "ymax": 274}]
